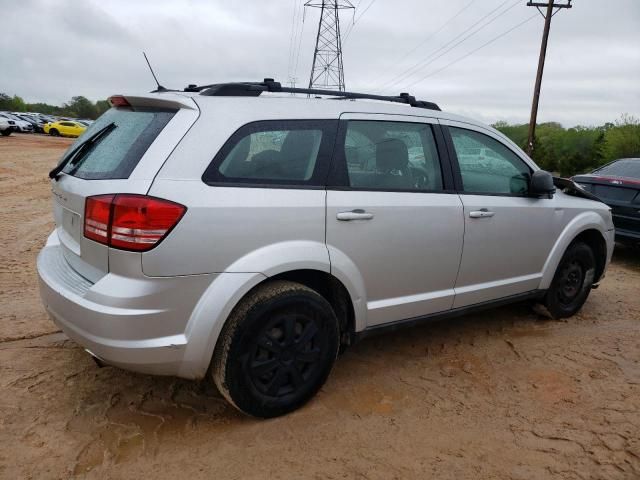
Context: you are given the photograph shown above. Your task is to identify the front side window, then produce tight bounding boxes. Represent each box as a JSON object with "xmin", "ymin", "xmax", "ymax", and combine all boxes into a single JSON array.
[
  {"xmin": 450, "ymin": 127, "xmax": 531, "ymax": 195},
  {"xmin": 204, "ymin": 120, "xmax": 336, "ymax": 186},
  {"xmin": 340, "ymin": 120, "xmax": 444, "ymax": 191}
]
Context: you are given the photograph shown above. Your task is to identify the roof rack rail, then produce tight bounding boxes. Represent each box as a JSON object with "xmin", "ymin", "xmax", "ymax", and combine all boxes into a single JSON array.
[{"xmin": 183, "ymin": 78, "xmax": 440, "ymax": 111}]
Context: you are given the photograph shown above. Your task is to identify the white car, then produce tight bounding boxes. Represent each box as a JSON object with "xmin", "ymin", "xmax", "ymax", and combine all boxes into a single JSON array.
[
  {"xmin": 37, "ymin": 79, "xmax": 615, "ymax": 417},
  {"xmin": 0, "ymin": 117, "xmax": 15, "ymax": 136},
  {"xmin": 0, "ymin": 112, "xmax": 33, "ymax": 133}
]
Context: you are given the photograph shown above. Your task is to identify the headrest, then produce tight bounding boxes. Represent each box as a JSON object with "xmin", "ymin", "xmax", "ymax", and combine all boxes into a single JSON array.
[
  {"xmin": 376, "ymin": 138, "xmax": 408, "ymax": 172},
  {"xmin": 280, "ymin": 130, "xmax": 318, "ymax": 158}
]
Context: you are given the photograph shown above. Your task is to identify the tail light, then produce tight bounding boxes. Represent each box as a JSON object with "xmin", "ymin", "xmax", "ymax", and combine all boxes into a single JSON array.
[{"xmin": 84, "ymin": 194, "xmax": 186, "ymax": 252}]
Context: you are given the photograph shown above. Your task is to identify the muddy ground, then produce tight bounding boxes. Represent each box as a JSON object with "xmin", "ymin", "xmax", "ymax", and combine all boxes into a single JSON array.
[{"xmin": 0, "ymin": 134, "xmax": 639, "ymax": 479}]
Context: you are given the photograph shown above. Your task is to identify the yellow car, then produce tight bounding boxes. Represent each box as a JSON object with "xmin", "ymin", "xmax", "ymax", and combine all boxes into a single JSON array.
[{"xmin": 44, "ymin": 121, "xmax": 86, "ymax": 138}]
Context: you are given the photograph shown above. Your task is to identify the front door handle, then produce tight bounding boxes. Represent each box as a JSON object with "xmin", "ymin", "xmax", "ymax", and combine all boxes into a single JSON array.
[
  {"xmin": 336, "ymin": 209, "xmax": 374, "ymax": 221},
  {"xmin": 469, "ymin": 209, "xmax": 495, "ymax": 218}
]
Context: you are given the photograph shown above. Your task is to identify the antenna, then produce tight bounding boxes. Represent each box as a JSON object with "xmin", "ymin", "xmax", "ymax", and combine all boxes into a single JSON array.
[{"xmin": 143, "ymin": 52, "xmax": 168, "ymax": 92}]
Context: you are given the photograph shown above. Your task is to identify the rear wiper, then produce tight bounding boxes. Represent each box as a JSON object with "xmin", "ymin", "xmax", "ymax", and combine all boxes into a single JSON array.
[{"xmin": 48, "ymin": 122, "xmax": 117, "ymax": 180}]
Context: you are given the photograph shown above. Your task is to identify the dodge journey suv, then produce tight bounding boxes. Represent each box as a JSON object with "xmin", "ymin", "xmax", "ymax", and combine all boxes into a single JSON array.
[{"xmin": 38, "ymin": 79, "xmax": 615, "ymax": 417}]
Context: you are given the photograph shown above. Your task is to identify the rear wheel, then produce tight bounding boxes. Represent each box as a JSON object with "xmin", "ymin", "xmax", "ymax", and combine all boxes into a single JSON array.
[
  {"xmin": 543, "ymin": 242, "xmax": 596, "ymax": 318},
  {"xmin": 212, "ymin": 280, "xmax": 339, "ymax": 418}
]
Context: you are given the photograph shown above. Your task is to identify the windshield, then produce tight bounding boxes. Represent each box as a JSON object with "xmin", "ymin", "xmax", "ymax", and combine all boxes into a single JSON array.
[
  {"xmin": 59, "ymin": 107, "xmax": 176, "ymax": 180},
  {"xmin": 594, "ymin": 159, "xmax": 640, "ymax": 179}
]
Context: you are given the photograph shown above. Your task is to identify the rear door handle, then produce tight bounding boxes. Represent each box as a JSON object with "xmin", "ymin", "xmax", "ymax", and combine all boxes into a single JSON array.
[
  {"xmin": 469, "ymin": 209, "xmax": 495, "ymax": 218},
  {"xmin": 336, "ymin": 209, "xmax": 374, "ymax": 221}
]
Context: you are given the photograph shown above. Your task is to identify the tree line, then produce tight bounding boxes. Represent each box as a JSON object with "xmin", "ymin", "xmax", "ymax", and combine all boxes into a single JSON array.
[
  {"xmin": 494, "ymin": 114, "xmax": 640, "ymax": 176},
  {"xmin": 0, "ymin": 93, "xmax": 110, "ymax": 120}
]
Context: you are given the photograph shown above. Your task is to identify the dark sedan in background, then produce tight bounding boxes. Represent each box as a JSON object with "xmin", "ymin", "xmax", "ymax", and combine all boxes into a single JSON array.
[{"xmin": 573, "ymin": 158, "xmax": 640, "ymax": 244}]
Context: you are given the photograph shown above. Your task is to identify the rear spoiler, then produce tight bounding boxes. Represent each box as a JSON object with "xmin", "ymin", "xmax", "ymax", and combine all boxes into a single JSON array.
[
  {"xmin": 553, "ymin": 176, "xmax": 602, "ymax": 202},
  {"xmin": 108, "ymin": 94, "xmax": 197, "ymax": 111}
]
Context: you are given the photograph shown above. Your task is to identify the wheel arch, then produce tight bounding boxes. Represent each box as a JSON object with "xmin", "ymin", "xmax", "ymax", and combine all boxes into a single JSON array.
[
  {"xmin": 540, "ymin": 211, "xmax": 611, "ymax": 290},
  {"xmin": 180, "ymin": 242, "xmax": 365, "ymax": 379}
]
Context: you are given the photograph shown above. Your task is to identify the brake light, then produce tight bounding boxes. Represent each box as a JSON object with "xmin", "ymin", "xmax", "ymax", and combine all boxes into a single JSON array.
[
  {"xmin": 108, "ymin": 95, "xmax": 131, "ymax": 108},
  {"xmin": 84, "ymin": 194, "xmax": 186, "ymax": 252},
  {"xmin": 84, "ymin": 194, "xmax": 114, "ymax": 243}
]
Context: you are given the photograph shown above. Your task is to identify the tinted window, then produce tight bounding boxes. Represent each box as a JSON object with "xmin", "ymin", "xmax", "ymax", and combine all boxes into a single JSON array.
[
  {"xmin": 203, "ymin": 120, "xmax": 336, "ymax": 186},
  {"xmin": 594, "ymin": 159, "xmax": 640, "ymax": 179},
  {"xmin": 60, "ymin": 107, "xmax": 176, "ymax": 180},
  {"xmin": 450, "ymin": 127, "xmax": 531, "ymax": 195},
  {"xmin": 341, "ymin": 120, "xmax": 443, "ymax": 191}
]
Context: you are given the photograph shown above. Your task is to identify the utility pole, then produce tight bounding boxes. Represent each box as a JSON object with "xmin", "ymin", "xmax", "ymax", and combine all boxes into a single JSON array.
[
  {"xmin": 305, "ymin": 1, "xmax": 354, "ymax": 91},
  {"xmin": 526, "ymin": 0, "xmax": 572, "ymax": 156}
]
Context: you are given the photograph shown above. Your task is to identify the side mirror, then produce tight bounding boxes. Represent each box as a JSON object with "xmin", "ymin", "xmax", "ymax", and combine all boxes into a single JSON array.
[{"xmin": 529, "ymin": 170, "xmax": 556, "ymax": 198}]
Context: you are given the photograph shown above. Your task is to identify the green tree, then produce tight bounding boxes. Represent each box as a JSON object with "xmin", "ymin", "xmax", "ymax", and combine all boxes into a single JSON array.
[
  {"xmin": 603, "ymin": 114, "xmax": 640, "ymax": 162},
  {"xmin": 0, "ymin": 93, "xmax": 27, "ymax": 112},
  {"xmin": 94, "ymin": 100, "xmax": 110, "ymax": 118},
  {"xmin": 61, "ymin": 96, "xmax": 97, "ymax": 119}
]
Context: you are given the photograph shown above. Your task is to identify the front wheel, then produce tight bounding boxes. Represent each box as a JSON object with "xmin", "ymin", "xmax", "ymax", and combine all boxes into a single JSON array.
[
  {"xmin": 543, "ymin": 242, "xmax": 596, "ymax": 319},
  {"xmin": 212, "ymin": 280, "xmax": 339, "ymax": 418},
  {"xmin": 49, "ymin": 129, "xmax": 60, "ymax": 136},
  {"xmin": 1, "ymin": 129, "xmax": 11, "ymax": 136}
]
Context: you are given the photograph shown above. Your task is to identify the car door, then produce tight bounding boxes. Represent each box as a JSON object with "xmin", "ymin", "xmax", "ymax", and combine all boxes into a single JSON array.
[
  {"xmin": 58, "ymin": 122, "xmax": 71, "ymax": 136},
  {"xmin": 441, "ymin": 121, "xmax": 562, "ymax": 308},
  {"xmin": 326, "ymin": 113, "xmax": 464, "ymax": 328}
]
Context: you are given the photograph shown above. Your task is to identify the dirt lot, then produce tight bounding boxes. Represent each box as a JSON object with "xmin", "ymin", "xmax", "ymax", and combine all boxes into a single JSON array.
[{"xmin": 1, "ymin": 134, "xmax": 639, "ymax": 479}]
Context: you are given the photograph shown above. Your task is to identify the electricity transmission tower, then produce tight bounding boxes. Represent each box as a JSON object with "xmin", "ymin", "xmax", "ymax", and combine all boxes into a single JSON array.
[
  {"xmin": 305, "ymin": 0, "xmax": 354, "ymax": 91},
  {"xmin": 526, "ymin": 0, "xmax": 572, "ymax": 156}
]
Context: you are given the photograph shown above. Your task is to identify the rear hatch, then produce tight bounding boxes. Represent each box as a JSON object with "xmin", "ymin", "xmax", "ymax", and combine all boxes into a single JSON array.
[{"xmin": 51, "ymin": 93, "xmax": 199, "ymax": 282}]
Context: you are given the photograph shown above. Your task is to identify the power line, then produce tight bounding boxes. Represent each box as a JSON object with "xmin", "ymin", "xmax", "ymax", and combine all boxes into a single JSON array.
[
  {"xmin": 287, "ymin": 0, "xmax": 299, "ymax": 78},
  {"xmin": 404, "ymin": 13, "xmax": 538, "ymax": 88},
  {"xmin": 293, "ymin": 5, "xmax": 307, "ymax": 79},
  {"xmin": 378, "ymin": 0, "xmax": 520, "ymax": 93},
  {"xmin": 375, "ymin": 0, "xmax": 518, "ymax": 93},
  {"xmin": 342, "ymin": 0, "xmax": 378, "ymax": 44},
  {"xmin": 389, "ymin": 0, "xmax": 478, "ymax": 73}
]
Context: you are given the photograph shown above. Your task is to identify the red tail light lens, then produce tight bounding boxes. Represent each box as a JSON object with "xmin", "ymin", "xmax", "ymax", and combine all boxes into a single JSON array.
[
  {"xmin": 84, "ymin": 194, "xmax": 114, "ymax": 243},
  {"xmin": 84, "ymin": 194, "xmax": 186, "ymax": 252}
]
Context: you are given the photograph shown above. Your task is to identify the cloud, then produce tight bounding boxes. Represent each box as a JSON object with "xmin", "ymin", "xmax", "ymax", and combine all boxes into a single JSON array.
[{"xmin": 1, "ymin": 0, "xmax": 638, "ymax": 126}]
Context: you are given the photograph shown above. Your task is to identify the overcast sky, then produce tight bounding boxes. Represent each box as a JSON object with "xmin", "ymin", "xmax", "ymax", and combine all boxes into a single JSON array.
[{"xmin": 2, "ymin": 0, "xmax": 639, "ymax": 126}]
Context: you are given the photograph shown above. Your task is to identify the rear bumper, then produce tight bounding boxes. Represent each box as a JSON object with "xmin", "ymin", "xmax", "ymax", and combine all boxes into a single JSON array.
[{"xmin": 37, "ymin": 234, "xmax": 217, "ymax": 377}]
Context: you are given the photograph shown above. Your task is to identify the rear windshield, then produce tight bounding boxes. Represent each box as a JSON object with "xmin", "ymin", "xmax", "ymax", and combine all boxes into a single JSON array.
[
  {"xmin": 594, "ymin": 159, "xmax": 640, "ymax": 179},
  {"xmin": 60, "ymin": 107, "xmax": 176, "ymax": 180}
]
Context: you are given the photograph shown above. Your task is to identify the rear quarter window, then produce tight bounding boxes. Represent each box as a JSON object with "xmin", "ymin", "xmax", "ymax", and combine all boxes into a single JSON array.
[
  {"xmin": 202, "ymin": 120, "xmax": 338, "ymax": 187},
  {"xmin": 60, "ymin": 107, "xmax": 176, "ymax": 180}
]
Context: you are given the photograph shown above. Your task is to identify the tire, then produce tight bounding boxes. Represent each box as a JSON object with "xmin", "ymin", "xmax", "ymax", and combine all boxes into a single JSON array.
[
  {"xmin": 49, "ymin": 129, "xmax": 59, "ymax": 136},
  {"xmin": 1, "ymin": 129, "xmax": 11, "ymax": 137},
  {"xmin": 543, "ymin": 242, "xmax": 596, "ymax": 319},
  {"xmin": 212, "ymin": 280, "xmax": 340, "ymax": 418}
]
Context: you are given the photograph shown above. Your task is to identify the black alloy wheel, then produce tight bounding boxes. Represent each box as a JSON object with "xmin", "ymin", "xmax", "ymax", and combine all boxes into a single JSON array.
[
  {"xmin": 212, "ymin": 280, "xmax": 339, "ymax": 418},
  {"xmin": 543, "ymin": 241, "xmax": 596, "ymax": 318}
]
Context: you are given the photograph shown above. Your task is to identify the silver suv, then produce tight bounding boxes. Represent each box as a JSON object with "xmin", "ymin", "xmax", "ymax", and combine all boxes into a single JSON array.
[{"xmin": 37, "ymin": 80, "xmax": 615, "ymax": 417}]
